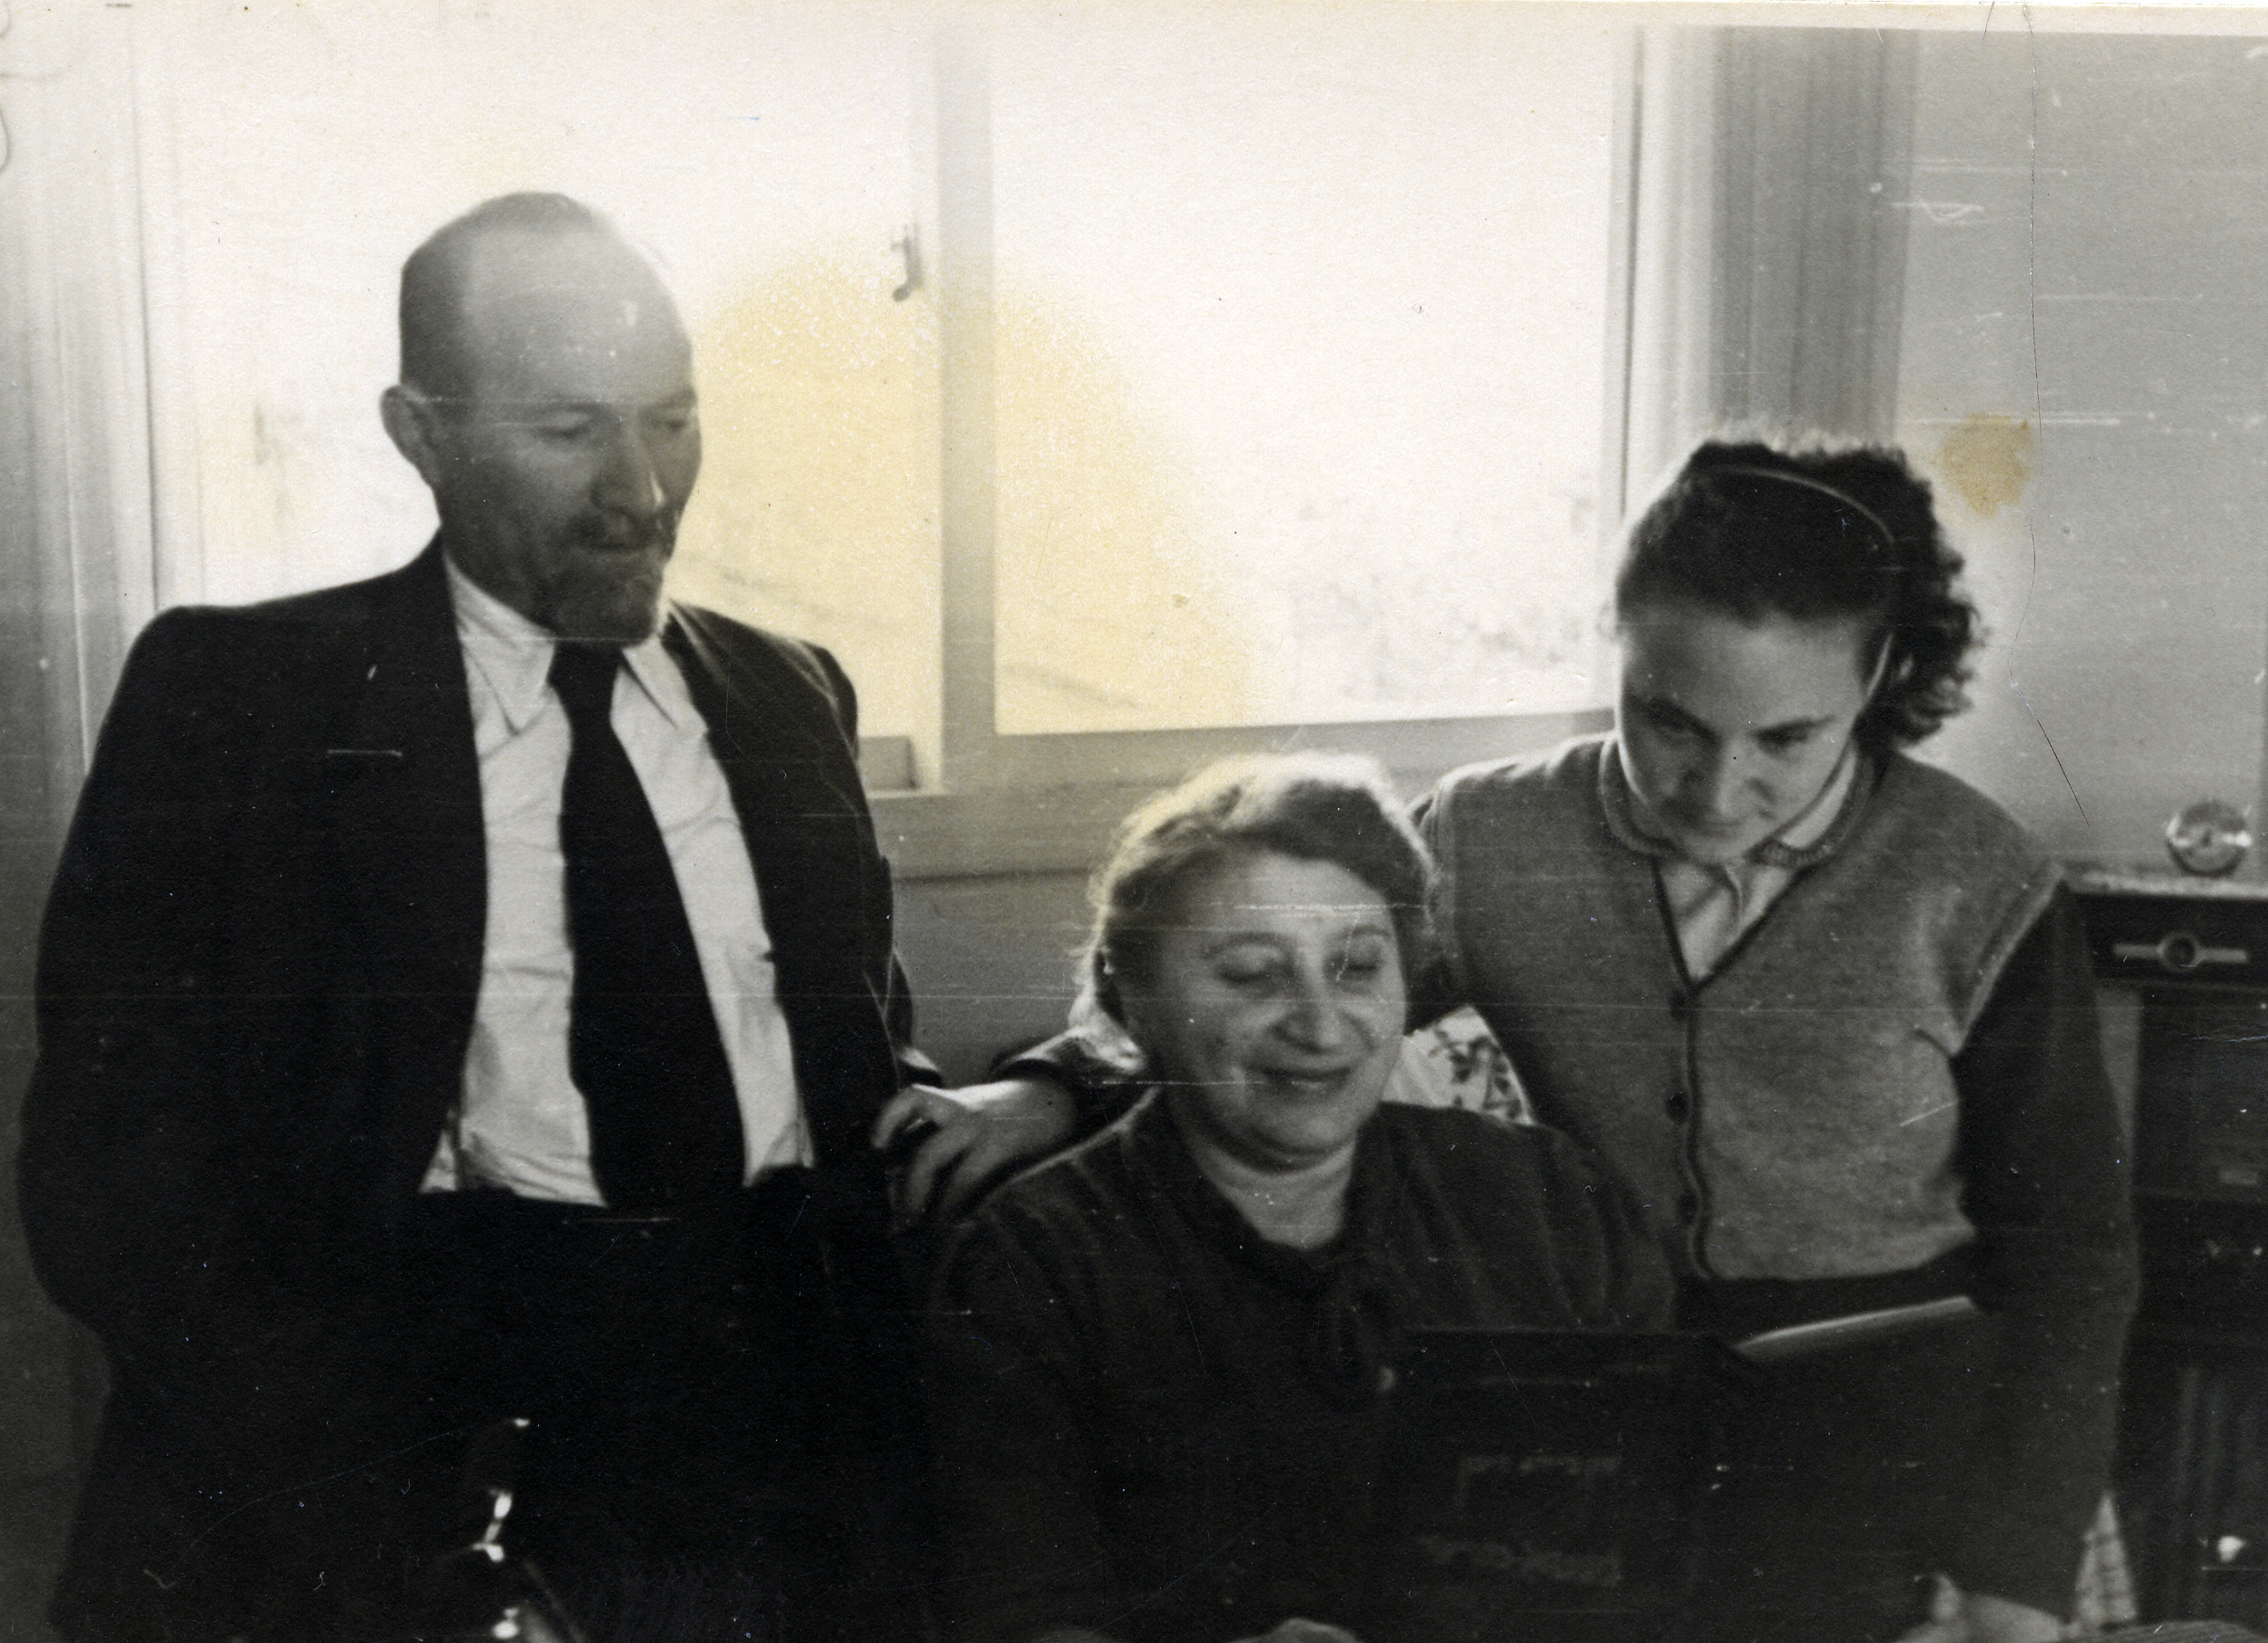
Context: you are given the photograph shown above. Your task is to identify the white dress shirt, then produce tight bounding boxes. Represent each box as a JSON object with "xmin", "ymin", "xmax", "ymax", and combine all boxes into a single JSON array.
[{"xmin": 422, "ymin": 562, "xmax": 811, "ymax": 1204}]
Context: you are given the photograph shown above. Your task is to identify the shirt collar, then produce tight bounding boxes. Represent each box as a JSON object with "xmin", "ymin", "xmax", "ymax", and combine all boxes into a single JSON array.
[
  {"xmin": 445, "ymin": 556, "xmax": 688, "ymax": 735},
  {"xmin": 1599, "ymin": 733, "xmax": 1873, "ymax": 872}
]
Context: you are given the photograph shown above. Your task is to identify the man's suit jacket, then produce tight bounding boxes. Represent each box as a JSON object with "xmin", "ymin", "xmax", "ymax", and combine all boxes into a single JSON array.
[{"xmin": 19, "ymin": 543, "xmax": 931, "ymax": 1638}]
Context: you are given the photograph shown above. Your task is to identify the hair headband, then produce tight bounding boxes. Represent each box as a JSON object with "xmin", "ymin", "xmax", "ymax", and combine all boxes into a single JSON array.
[{"xmin": 1711, "ymin": 465, "xmax": 1894, "ymax": 555}]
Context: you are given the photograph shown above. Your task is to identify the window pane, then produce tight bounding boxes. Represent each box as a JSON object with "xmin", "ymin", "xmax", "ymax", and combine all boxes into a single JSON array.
[
  {"xmin": 159, "ymin": 0, "xmax": 937, "ymax": 740},
  {"xmin": 992, "ymin": 5, "xmax": 1617, "ymax": 733}
]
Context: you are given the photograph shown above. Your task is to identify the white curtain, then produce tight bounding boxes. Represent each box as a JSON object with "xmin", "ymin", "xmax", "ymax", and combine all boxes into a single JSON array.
[
  {"xmin": 1623, "ymin": 25, "xmax": 1920, "ymax": 510},
  {"xmin": 0, "ymin": 0, "xmax": 189, "ymax": 1481}
]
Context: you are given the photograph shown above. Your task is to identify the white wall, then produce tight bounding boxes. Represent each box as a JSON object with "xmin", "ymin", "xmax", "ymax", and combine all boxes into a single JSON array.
[{"xmin": 1897, "ymin": 29, "xmax": 2268, "ymax": 871}]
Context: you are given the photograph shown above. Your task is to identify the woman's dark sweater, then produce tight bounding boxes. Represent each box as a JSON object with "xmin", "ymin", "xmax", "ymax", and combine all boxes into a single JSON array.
[{"xmin": 925, "ymin": 1096, "xmax": 1674, "ymax": 1643}]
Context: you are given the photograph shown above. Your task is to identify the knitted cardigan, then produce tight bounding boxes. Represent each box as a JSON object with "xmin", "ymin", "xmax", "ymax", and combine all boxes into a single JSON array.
[
  {"xmin": 1414, "ymin": 735, "xmax": 2138, "ymax": 1612},
  {"xmin": 1421, "ymin": 736, "xmax": 2058, "ymax": 1280}
]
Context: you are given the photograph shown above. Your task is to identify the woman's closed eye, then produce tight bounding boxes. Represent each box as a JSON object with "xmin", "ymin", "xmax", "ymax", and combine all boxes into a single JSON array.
[
  {"xmin": 1214, "ymin": 947, "xmax": 1288, "ymax": 990},
  {"xmin": 1331, "ymin": 935, "xmax": 1394, "ymax": 987},
  {"xmin": 1209, "ymin": 943, "xmax": 1390, "ymax": 993}
]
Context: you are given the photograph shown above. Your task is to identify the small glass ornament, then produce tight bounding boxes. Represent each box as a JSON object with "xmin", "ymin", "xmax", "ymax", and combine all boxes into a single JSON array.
[{"xmin": 2166, "ymin": 799, "xmax": 2253, "ymax": 877}]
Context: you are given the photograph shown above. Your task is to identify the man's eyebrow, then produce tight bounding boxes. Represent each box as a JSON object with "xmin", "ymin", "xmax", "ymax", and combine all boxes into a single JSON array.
[
  {"xmin": 422, "ymin": 394, "xmax": 597, "ymax": 412},
  {"xmin": 462, "ymin": 390, "xmax": 698, "ymax": 415}
]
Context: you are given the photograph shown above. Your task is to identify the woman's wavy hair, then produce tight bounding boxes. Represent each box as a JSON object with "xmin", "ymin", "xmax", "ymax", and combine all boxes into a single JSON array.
[
  {"xmin": 1078, "ymin": 753, "xmax": 1433, "ymax": 1031},
  {"xmin": 1615, "ymin": 437, "xmax": 1982, "ymax": 754}
]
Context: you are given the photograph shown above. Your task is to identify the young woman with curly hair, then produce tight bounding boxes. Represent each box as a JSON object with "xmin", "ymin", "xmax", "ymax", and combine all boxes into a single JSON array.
[{"xmin": 1410, "ymin": 438, "xmax": 2137, "ymax": 1643}]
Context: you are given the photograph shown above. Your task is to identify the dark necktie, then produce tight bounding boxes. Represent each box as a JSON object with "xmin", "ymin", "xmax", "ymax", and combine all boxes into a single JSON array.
[{"xmin": 548, "ymin": 643, "xmax": 744, "ymax": 1209}]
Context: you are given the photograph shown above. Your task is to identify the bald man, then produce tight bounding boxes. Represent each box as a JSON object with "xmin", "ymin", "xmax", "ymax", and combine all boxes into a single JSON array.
[{"xmin": 22, "ymin": 195, "xmax": 935, "ymax": 1643}]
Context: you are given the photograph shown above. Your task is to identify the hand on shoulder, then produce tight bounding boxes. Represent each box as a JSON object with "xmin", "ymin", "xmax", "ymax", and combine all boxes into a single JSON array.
[{"xmin": 872, "ymin": 1076, "xmax": 1080, "ymax": 1223}]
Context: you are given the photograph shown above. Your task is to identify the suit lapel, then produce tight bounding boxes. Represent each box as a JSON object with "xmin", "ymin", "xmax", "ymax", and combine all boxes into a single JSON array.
[
  {"xmin": 328, "ymin": 545, "xmax": 488, "ymax": 1194},
  {"xmin": 664, "ymin": 614, "xmax": 897, "ymax": 1167},
  {"xmin": 664, "ymin": 609, "xmax": 871, "ymax": 958}
]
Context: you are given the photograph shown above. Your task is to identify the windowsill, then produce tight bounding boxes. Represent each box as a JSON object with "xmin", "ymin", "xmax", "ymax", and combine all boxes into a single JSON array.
[{"xmin": 873, "ymin": 706, "xmax": 1614, "ymax": 881}]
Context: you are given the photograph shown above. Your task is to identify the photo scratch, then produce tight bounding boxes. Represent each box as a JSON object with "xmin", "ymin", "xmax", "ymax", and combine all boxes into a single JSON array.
[{"xmin": 2013, "ymin": 682, "xmax": 2090, "ymax": 829}]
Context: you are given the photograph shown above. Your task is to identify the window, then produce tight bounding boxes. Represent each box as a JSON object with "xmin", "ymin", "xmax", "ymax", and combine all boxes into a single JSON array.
[
  {"xmin": 989, "ymin": 5, "xmax": 1621, "ymax": 737},
  {"xmin": 136, "ymin": 2, "xmax": 1630, "ymax": 867}
]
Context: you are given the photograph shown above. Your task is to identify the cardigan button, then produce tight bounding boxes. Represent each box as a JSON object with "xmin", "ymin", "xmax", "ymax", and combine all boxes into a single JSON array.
[
  {"xmin": 1668, "ymin": 990, "xmax": 1693, "ymax": 1021},
  {"xmin": 1676, "ymin": 1191, "xmax": 1699, "ymax": 1224},
  {"xmin": 1665, "ymin": 1090, "xmax": 1691, "ymax": 1123}
]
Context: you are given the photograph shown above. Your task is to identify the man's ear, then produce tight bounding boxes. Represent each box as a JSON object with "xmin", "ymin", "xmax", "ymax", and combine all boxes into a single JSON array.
[{"xmin": 380, "ymin": 385, "xmax": 451, "ymax": 489}]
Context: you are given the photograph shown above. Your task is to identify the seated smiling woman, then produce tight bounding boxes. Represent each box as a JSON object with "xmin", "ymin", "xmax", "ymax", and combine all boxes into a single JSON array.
[{"xmin": 923, "ymin": 755, "xmax": 1674, "ymax": 1643}]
